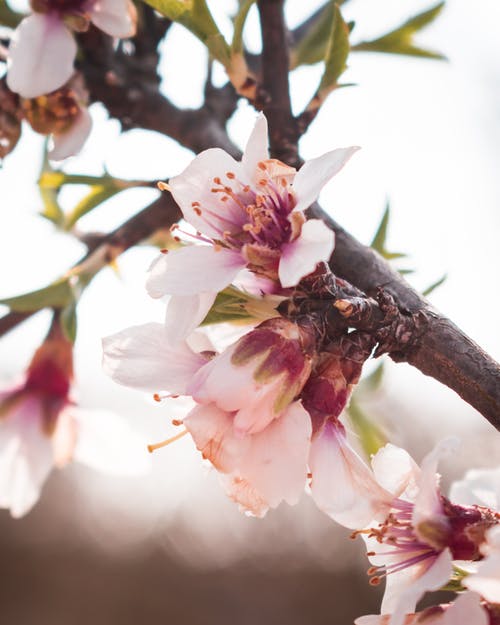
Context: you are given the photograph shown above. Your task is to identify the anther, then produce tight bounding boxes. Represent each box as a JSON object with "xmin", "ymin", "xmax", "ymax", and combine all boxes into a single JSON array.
[
  {"xmin": 193, "ymin": 206, "xmax": 202, "ymax": 215},
  {"xmin": 257, "ymin": 162, "xmax": 267, "ymax": 171},
  {"xmin": 172, "ymin": 419, "xmax": 183, "ymax": 426},
  {"xmin": 369, "ymin": 577, "xmax": 381, "ymax": 587},
  {"xmin": 157, "ymin": 181, "xmax": 171, "ymax": 192},
  {"xmin": 160, "ymin": 248, "xmax": 168, "ymax": 254},
  {"xmin": 226, "ymin": 172, "xmax": 235, "ymax": 179}
]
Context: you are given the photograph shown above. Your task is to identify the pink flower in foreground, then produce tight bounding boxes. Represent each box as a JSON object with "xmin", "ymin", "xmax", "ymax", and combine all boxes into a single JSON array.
[
  {"xmin": 146, "ymin": 114, "xmax": 358, "ymax": 341},
  {"xmin": 355, "ymin": 590, "xmax": 490, "ymax": 625},
  {"xmin": 0, "ymin": 322, "xmax": 150, "ymax": 518},
  {"xmin": 354, "ymin": 440, "xmax": 500, "ymax": 625},
  {"xmin": 7, "ymin": 0, "xmax": 136, "ymax": 99}
]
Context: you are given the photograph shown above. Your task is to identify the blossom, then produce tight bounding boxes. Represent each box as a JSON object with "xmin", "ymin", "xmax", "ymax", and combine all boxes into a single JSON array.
[
  {"xmin": 146, "ymin": 114, "xmax": 358, "ymax": 341},
  {"xmin": 354, "ymin": 439, "xmax": 500, "ymax": 625},
  {"xmin": 7, "ymin": 0, "xmax": 136, "ymax": 99},
  {"xmin": 355, "ymin": 590, "xmax": 489, "ymax": 625},
  {"xmin": 0, "ymin": 322, "xmax": 150, "ymax": 518},
  {"xmin": 21, "ymin": 73, "xmax": 92, "ymax": 159}
]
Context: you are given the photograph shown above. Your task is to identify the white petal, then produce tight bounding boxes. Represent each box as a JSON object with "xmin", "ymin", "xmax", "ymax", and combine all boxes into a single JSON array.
[
  {"xmin": 49, "ymin": 106, "xmax": 92, "ymax": 160},
  {"xmin": 371, "ymin": 444, "xmax": 420, "ymax": 501},
  {"xmin": 164, "ymin": 293, "xmax": 216, "ymax": 344},
  {"xmin": 464, "ymin": 527, "xmax": 500, "ymax": 603},
  {"xmin": 293, "ymin": 146, "xmax": 360, "ymax": 213},
  {"xmin": 169, "ymin": 148, "xmax": 250, "ymax": 238},
  {"xmin": 102, "ymin": 322, "xmax": 206, "ymax": 394},
  {"xmin": 90, "ymin": 0, "xmax": 136, "ymax": 37},
  {"xmin": 184, "ymin": 403, "xmax": 249, "ymax": 473},
  {"xmin": 309, "ymin": 422, "xmax": 391, "ymax": 528},
  {"xmin": 146, "ymin": 246, "xmax": 245, "ymax": 298},
  {"xmin": 0, "ymin": 396, "xmax": 53, "ymax": 518},
  {"xmin": 240, "ymin": 401, "xmax": 311, "ymax": 508},
  {"xmin": 241, "ymin": 113, "xmax": 269, "ymax": 178},
  {"xmin": 72, "ymin": 408, "xmax": 151, "ymax": 476},
  {"xmin": 412, "ymin": 437, "xmax": 460, "ymax": 532},
  {"xmin": 384, "ymin": 549, "xmax": 453, "ymax": 625},
  {"xmin": 443, "ymin": 592, "xmax": 488, "ymax": 625},
  {"xmin": 450, "ymin": 466, "xmax": 500, "ymax": 510},
  {"xmin": 279, "ymin": 219, "xmax": 335, "ymax": 288},
  {"xmin": 7, "ymin": 14, "xmax": 76, "ymax": 98}
]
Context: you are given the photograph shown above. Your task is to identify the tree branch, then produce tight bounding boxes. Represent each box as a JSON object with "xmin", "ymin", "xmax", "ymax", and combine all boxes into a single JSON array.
[
  {"xmin": 256, "ymin": 0, "xmax": 299, "ymax": 167},
  {"xmin": 71, "ymin": 15, "xmax": 500, "ymax": 425},
  {"xmin": 0, "ymin": 193, "xmax": 181, "ymax": 338}
]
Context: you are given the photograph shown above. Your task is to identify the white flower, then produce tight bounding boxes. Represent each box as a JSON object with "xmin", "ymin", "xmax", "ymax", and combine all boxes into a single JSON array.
[
  {"xmin": 0, "ymin": 328, "xmax": 150, "ymax": 518},
  {"xmin": 355, "ymin": 591, "xmax": 489, "ymax": 625},
  {"xmin": 146, "ymin": 114, "xmax": 358, "ymax": 342},
  {"xmin": 7, "ymin": 0, "xmax": 136, "ymax": 98}
]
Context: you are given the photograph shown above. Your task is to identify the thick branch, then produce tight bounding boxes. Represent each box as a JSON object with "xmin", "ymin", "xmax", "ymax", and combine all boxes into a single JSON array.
[
  {"xmin": 256, "ymin": 0, "xmax": 299, "ymax": 167},
  {"xmin": 308, "ymin": 206, "xmax": 500, "ymax": 429}
]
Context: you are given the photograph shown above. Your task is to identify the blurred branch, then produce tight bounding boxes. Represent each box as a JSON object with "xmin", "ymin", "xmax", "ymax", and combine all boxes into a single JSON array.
[
  {"xmin": 256, "ymin": 0, "xmax": 299, "ymax": 166},
  {"xmin": 0, "ymin": 193, "xmax": 181, "ymax": 338}
]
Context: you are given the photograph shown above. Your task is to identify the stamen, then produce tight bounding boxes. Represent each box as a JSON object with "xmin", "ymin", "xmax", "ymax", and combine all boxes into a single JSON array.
[
  {"xmin": 147, "ymin": 429, "xmax": 188, "ymax": 453},
  {"xmin": 172, "ymin": 419, "xmax": 183, "ymax": 426},
  {"xmin": 157, "ymin": 181, "xmax": 171, "ymax": 192},
  {"xmin": 226, "ymin": 172, "xmax": 235, "ymax": 179}
]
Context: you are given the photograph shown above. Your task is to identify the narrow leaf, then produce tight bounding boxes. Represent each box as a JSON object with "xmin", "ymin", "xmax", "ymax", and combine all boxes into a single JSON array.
[
  {"xmin": 347, "ymin": 398, "xmax": 387, "ymax": 458},
  {"xmin": 231, "ymin": 0, "xmax": 255, "ymax": 54},
  {"xmin": 316, "ymin": 4, "xmax": 350, "ymax": 98},
  {"xmin": 0, "ymin": 280, "xmax": 74, "ymax": 312},
  {"xmin": 290, "ymin": 2, "xmax": 335, "ymax": 68},
  {"xmin": 353, "ymin": 2, "xmax": 446, "ymax": 60},
  {"xmin": 64, "ymin": 185, "xmax": 120, "ymax": 229},
  {"xmin": 60, "ymin": 300, "xmax": 78, "ymax": 343},
  {"xmin": 370, "ymin": 203, "xmax": 406, "ymax": 260},
  {"xmin": 422, "ymin": 273, "xmax": 447, "ymax": 296}
]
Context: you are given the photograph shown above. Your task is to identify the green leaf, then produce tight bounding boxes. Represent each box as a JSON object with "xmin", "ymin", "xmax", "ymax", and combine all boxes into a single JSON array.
[
  {"xmin": 60, "ymin": 300, "xmax": 78, "ymax": 343},
  {"xmin": 0, "ymin": 280, "xmax": 74, "ymax": 312},
  {"xmin": 370, "ymin": 203, "xmax": 406, "ymax": 260},
  {"xmin": 315, "ymin": 4, "xmax": 350, "ymax": 99},
  {"xmin": 422, "ymin": 273, "xmax": 447, "ymax": 296},
  {"xmin": 231, "ymin": 0, "xmax": 255, "ymax": 54},
  {"xmin": 353, "ymin": 2, "xmax": 446, "ymax": 60},
  {"xmin": 144, "ymin": 0, "xmax": 231, "ymax": 66},
  {"xmin": 64, "ymin": 185, "xmax": 120, "ymax": 229},
  {"xmin": 38, "ymin": 149, "xmax": 65, "ymax": 226},
  {"xmin": 201, "ymin": 289, "xmax": 254, "ymax": 326},
  {"xmin": 347, "ymin": 398, "xmax": 387, "ymax": 458},
  {"xmin": 290, "ymin": 2, "xmax": 335, "ymax": 69}
]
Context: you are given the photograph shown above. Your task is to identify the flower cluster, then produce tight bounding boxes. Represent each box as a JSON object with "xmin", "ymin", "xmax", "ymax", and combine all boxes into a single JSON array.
[
  {"xmin": 100, "ymin": 114, "xmax": 500, "ymax": 620},
  {"xmin": 4, "ymin": 0, "xmax": 136, "ymax": 158}
]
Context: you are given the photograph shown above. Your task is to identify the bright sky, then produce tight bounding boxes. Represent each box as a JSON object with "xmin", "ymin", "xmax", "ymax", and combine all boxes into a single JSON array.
[{"xmin": 0, "ymin": 0, "xmax": 499, "ymax": 553}]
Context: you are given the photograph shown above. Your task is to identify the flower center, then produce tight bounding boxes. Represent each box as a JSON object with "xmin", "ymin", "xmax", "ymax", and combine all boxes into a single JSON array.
[
  {"xmin": 31, "ymin": 0, "xmax": 90, "ymax": 15},
  {"xmin": 355, "ymin": 500, "xmax": 440, "ymax": 586}
]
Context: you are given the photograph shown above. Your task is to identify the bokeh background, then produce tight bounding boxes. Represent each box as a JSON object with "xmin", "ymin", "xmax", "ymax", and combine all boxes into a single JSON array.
[{"xmin": 0, "ymin": 0, "xmax": 499, "ymax": 623}]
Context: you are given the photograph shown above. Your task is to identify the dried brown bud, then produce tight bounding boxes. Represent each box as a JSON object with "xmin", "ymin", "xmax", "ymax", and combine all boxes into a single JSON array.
[{"xmin": 0, "ymin": 79, "xmax": 22, "ymax": 159}]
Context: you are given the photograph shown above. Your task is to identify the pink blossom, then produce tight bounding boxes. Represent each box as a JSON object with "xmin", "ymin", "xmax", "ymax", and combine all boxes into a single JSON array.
[
  {"xmin": 355, "ymin": 591, "xmax": 490, "ymax": 625},
  {"xmin": 146, "ymin": 114, "xmax": 358, "ymax": 340},
  {"xmin": 354, "ymin": 439, "xmax": 500, "ymax": 625},
  {"xmin": 7, "ymin": 0, "xmax": 136, "ymax": 99},
  {"xmin": 0, "ymin": 323, "xmax": 150, "ymax": 518}
]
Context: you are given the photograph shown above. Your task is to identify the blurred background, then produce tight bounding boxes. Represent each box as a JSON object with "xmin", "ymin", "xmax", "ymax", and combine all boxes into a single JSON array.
[{"xmin": 0, "ymin": 0, "xmax": 499, "ymax": 623}]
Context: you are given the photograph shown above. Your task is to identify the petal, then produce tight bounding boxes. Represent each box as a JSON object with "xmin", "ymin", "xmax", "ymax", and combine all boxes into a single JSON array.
[
  {"xmin": 443, "ymin": 592, "xmax": 488, "ymax": 625},
  {"xmin": 0, "ymin": 396, "xmax": 53, "ymax": 518},
  {"xmin": 146, "ymin": 246, "xmax": 245, "ymax": 298},
  {"xmin": 449, "ymin": 467, "xmax": 500, "ymax": 510},
  {"xmin": 49, "ymin": 105, "xmax": 92, "ymax": 160},
  {"xmin": 309, "ymin": 422, "xmax": 392, "ymax": 528},
  {"xmin": 102, "ymin": 322, "xmax": 206, "ymax": 394},
  {"xmin": 7, "ymin": 14, "xmax": 76, "ymax": 98},
  {"xmin": 383, "ymin": 549, "xmax": 453, "ymax": 625},
  {"xmin": 293, "ymin": 146, "xmax": 360, "ymax": 213},
  {"xmin": 279, "ymin": 219, "xmax": 335, "ymax": 288},
  {"xmin": 184, "ymin": 403, "xmax": 249, "ymax": 473},
  {"xmin": 164, "ymin": 293, "xmax": 216, "ymax": 344},
  {"xmin": 72, "ymin": 408, "xmax": 151, "ymax": 476},
  {"xmin": 169, "ymin": 148, "xmax": 250, "ymax": 238},
  {"xmin": 371, "ymin": 444, "xmax": 420, "ymax": 501},
  {"xmin": 227, "ymin": 401, "xmax": 312, "ymax": 515},
  {"xmin": 412, "ymin": 437, "xmax": 460, "ymax": 532},
  {"xmin": 90, "ymin": 0, "xmax": 136, "ymax": 37},
  {"xmin": 241, "ymin": 113, "xmax": 269, "ymax": 178},
  {"xmin": 464, "ymin": 530, "xmax": 500, "ymax": 603}
]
